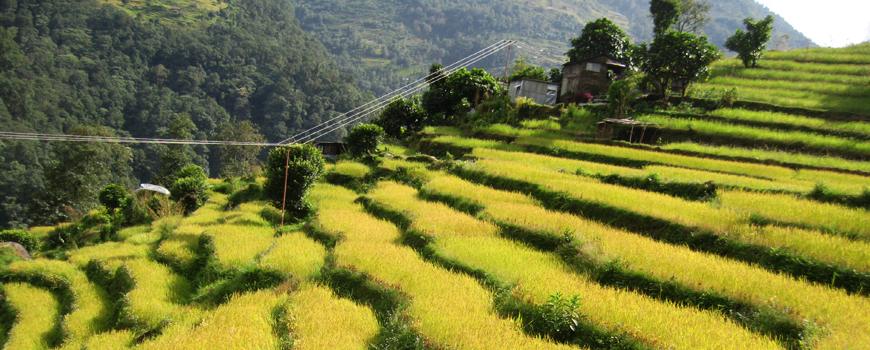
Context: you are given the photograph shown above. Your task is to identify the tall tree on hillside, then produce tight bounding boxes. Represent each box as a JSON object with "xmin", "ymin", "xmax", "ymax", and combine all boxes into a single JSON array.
[
  {"xmin": 215, "ymin": 119, "xmax": 266, "ymax": 179},
  {"xmin": 649, "ymin": 0, "xmax": 681, "ymax": 37},
  {"xmin": 566, "ymin": 18, "xmax": 632, "ymax": 63},
  {"xmin": 725, "ymin": 15, "xmax": 775, "ymax": 68},
  {"xmin": 641, "ymin": 31, "xmax": 721, "ymax": 98},
  {"xmin": 673, "ymin": 0, "xmax": 711, "ymax": 35},
  {"xmin": 157, "ymin": 114, "xmax": 197, "ymax": 187},
  {"xmin": 28, "ymin": 126, "xmax": 133, "ymax": 225}
]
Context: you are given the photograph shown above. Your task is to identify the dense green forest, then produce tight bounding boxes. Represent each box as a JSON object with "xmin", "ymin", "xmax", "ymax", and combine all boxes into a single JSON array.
[
  {"xmin": 0, "ymin": 0, "xmax": 369, "ymax": 228},
  {"xmin": 295, "ymin": 0, "xmax": 814, "ymax": 96}
]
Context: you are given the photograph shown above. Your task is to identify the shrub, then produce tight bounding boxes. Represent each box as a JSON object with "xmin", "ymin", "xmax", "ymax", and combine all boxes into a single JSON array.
[
  {"xmin": 176, "ymin": 164, "xmax": 208, "ymax": 183},
  {"xmin": 607, "ymin": 79, "xmax": 639, "ymax": 119},
  {"xmin": 572, "ymin": 92, "xmax": 594, "ymax": 104},
  {"xmin": 263, "ymin": 144, "xmax": 325, "ymax": 220},
  {"xmin": 171, "ymin": 176, "xmax": 210, "ymax": 215},
  {"xmin": 99, "ymin": 184, "xmax": 130, "ymax": 215},
  {"xmin": 345, "ymin": 124, "xmax": 385, "ymax": 158},
  {"xmin": 0, "ymin": 229, "xmax": 39, "ymax": 252}
]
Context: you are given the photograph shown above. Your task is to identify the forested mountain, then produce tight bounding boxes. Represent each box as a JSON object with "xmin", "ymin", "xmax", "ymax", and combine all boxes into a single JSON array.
[
  {"xmin": 0, "ymin": 0, "xmax": 369, "ymax": 228},
  {"xmin": 294, "ymin": 0, "xmax": 814, "ymax": 96}
]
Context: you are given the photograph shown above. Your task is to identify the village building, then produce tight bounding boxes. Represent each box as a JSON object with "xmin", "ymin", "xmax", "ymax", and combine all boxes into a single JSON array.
[
  {"xmin": 313, "ymin": 141, "xmax": 346, "ymax": 158},
  {"xmin": 507, "ymin": 78, "xmax": 559, "ymax": 106},
  {"xmin": 560, "ymin": 55, "xmax": 627, "ymax": 99}
]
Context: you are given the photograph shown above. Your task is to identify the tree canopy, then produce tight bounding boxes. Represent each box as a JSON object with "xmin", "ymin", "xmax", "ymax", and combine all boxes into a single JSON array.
[
  {"xmin": 641, "ymin": 31, "xmax": 721, "ymax": 97},
  {"xmin": 673, "ymin": 0, "xmax": 711, "ymax": 35},
  {"xmin": 650, "ymin": 0, "xmax": 681, "ymax": 37},
  {"xmin": 566, "ymin": 18, "xmax": 632, "ymax": 63},
  {"xmin": 725, "ymin": 15, "xmax": 775, "ymax": 68}
]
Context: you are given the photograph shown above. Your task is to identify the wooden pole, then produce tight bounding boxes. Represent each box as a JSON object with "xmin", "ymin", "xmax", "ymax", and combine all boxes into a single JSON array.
[
  {"xmin": 280, "ymin": 147, "xmax": 290, "ymax": 226},
  {"xmin": 502, "ymin": 41, "xmax": 513, "ymax": 85}
]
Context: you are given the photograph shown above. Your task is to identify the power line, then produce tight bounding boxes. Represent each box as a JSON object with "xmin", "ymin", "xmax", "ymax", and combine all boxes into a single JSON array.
[
  {"xmin": 280, "ymin": 39, "xmax": 515, "ymax": 145},
  {"xmin": 0, "ymin": 132, "xmax": 278, "ymax": 146}
]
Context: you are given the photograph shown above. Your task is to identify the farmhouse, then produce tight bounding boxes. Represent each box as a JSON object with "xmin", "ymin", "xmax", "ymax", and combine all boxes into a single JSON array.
[
  {"xmin": 561, "ymin": 55, "xmax": 627, "ymax": 98},
  {"xmin": 507, "ymin": 78, "xmax": 559, "ymax": 106},
  {"xmin": 313, "ymin": 141, "xmax": 346, "ymax": 158}
]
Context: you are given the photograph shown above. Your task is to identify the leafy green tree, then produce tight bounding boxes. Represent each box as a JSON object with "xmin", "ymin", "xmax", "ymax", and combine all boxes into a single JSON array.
[
  {"xmin": 373, "ymin": 96, "xmax": 426, "ymax": 139},
  {"xmin": 724, "ymin": 15, "xmax": 775, "ymax": 68},
  {"xmin": 170, "ymin": 165, "xmax": 209, "ymax": 215},
  {"xmin": 29, "ymin": 126, "xmax": 133, "ymax": 225},
  {"xmin": 157, "ymin": 114, "xmax": 197, "ymax": 187},
  {"xmin": 641, "ymin": 31, "xmax": 721, "ymax": 97},
  {"xmin": 422, "ymin": 67, "xmax": 501, "ymax": 125},
  {"xmin": 99, "ymin": 184, "xmax": 130, "ymax": 216},
  {"xmin": 649, "ymin": 0, "xmax": 681, "ymax": 37},
  {"xmin": 507, "ymin": 57, "xmax": 548, "ymax": 82},
  {"xmin": 566, "ymin": 18, "xmax": 632, "ymax": 63},
  {"xmin": 607, "ymin": 79, "xmax": 639, "ymax": 119},
  {"xmin": 673, "ymin": 0, "xmax": 711, "ymax": 35},
  {"xmin": 215, "ymin": 119, "xmax": 266, "ymax": 179},
  {"xmin": 263, "ymin": 144, "xmax": 325, "ymax": 220},
  {"xmin": 548, "ymin": 68, "xmax": 563, "ymax": 84},
  {"xmin": 345, "ymin": 124, "xmax": 385, "ymax": 158}
]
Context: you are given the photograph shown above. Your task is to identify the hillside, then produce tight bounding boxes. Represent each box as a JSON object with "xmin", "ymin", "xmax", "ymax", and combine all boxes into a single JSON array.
[
  {"xmin": 292, "ymin": 0, "xmax": 816, "ymax": 95},
  {"xmin": 0, "ymin": 0, "xmax": 369, "ymax": 228},
  {"xmin": 2, "ymin": 45, "xmax": 869, "ymax": 349}
]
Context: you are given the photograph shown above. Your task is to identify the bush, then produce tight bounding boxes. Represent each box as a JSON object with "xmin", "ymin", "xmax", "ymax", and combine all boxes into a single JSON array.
[
  {"xmin": 345, "ymin": 124, "xmax": 385, "ymax": 158},
  {"xmin": 171, "ymin": 176, "xmax": 210, "ymax": 214},
  {"xmin": 571, "ymin": 92, "xmax": 594, "ymax": 104},
  {"xmin": 99, "ymin": 184, "xmax": 130, "ymax": 215},
  {"xmin": 0, "ymin": 229, "xmax": 39, "ymax": 252},
  {"xmin": 607, "ymin": 79, "xmax": 639, "ymax": 119},
  {"xmin": 176, "ymin": 164, "xmax": 208, "ymax": 183},
  {"xmin": 263, "ymin": 144, "xmax": 325, "ymax": 220}
]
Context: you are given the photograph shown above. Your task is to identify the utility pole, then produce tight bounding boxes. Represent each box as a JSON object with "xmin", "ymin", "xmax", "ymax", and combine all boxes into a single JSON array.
[{"xmin": 502, "ymin": 40, "xmax": 514, "ymax": 85}]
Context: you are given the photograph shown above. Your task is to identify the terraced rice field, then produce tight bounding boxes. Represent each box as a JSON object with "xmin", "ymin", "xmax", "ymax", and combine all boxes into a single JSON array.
[{"xmin": 3, "ymin": 45, "xmax": 870, "ymax": 349}]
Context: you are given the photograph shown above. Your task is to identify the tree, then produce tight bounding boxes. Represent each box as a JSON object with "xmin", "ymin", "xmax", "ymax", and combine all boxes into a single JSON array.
[
  {"xmin": 673, "ymin": 0, "xmax": 711, "ymax": 35},
  {"xmin": 649, "ymin": 0, "xmax": 681, "ymax": 37},
  {"xmin": 215, "ymin": 119, "xmax": 266, "ymax": 178},
  {"xmin": 506, "ymin": 57, "xmax": 548, "ymax": 82},
  {"xmin": 724, "ymin": 15, "xmax": 775, "ymax": 68},
  {"xmin": 373, "ymin": 96, "xmax": 426, "ymax": 139},
  {"xmin": 566, "ymin": 18, "xmax": 632, "ymax": 63},
  {"xmin": 262, "ymin": 144, "xmax": 324, "ymax": 219},
  {"xmin": 157, "ymin": 114, "xmax": 197, "ymax": 187},
  {"xmin": 29, "ymin": 126, "xmax": 133, "ymax": 225},
  {"xmin": 641, "ymin": 31, "xmax": 721, "ymax": 97},
  {"xmin": 422, "ymin": 67, "xmax": 501, "ymax": 124},
  {"xmin": 345, "ymin": 124, "xmax": 385, "ymax": 158},
  {"xmin": 170, "ymin": 165, "xmax": 209, "ymax": 214},
  {"xmin": 548, "ymin": 68, "xmax": 563, "ymax": 84}
]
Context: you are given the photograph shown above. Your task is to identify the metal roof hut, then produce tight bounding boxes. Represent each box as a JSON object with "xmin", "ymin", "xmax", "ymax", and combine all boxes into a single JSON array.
[
  {"xmin": 561, "ymin": 55, "xmax": 627, "ymax": 99},
  {"xmin": 507, "ymin": 78, "xmax": 560, "ymax": 106},
  {"xmin": 596, "ymin": 118, "xmax": 661, "ymax": 144}
]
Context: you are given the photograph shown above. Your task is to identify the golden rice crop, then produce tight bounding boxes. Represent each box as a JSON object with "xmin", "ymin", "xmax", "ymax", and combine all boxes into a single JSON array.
[
  {"xmin": 375, "ymin": 181, "xmax": 780, "ymax": 349},
  {"xmin": 117, "ymin": 225, "xmax": 154, "ymax": 242},
  {"xmin": 383, "ymin": 142, "xmax": 417, "ymax": 156},
  {"xmin": 80, "ymin": 330, "xmax": 136, "ymax": 350},
  {"xmin": 793, "ymin": 169, "xmax": 870, "ymax": 195},
  {"xmin": 335, "ymin": 240, "xmax": 577, "ymax": 350},
  {"xmin": 662, "ymin": 141, "xmax": 870, "ymax": 174},
  {"xmin": 520, "ymin": 119, "xmax": 562, "ymax": 131},
  {"xmin": 310, "ymin": 184, "xmax": 403, "ymax": 244},
  {"xmin": 66, "ymin": 242, "xmax": 151, "ymax": 269},
  {"xmin": 369, "ymin": 182, "xmax": 498, "ymax": 239},
  {"xmin": 746, "ymin": 225, "xmax": 870, "ymax": 271},
  {"xmin": 156, "ymin": 224, "xmax": 204, "ymax": 268},
  {"xmin": 313, "ymin": 184, "xmax": 577, "ymax": 350},
  {"xmin": 420, "ymin": 126, "xmax": 465, "ymax": 136},
  {"xmin": 138, "ymin": 291, "xmax": 283, "ymax": 350},
  {"xmin": 424, "ymin": 174, "xmax": 870, "ymax": 349},
  {"xmin": 514, "ymin": 137, "xmax": 799, "ymax": 180},
  {"xmin": 8, "ymin": 259, "xmax": 111, "ymax": 348},
  {"xmin": 330, "ymin": 160, "xmax": 371, "ymax": 179},
  {"xmin": 474, "ymin": 158, "xmax": 749, "ymax": 233},
  {"xmin": 208, "ymin": 224, "xmax": 275, "ymax": 269},
  {"xmin": 472, "ymin": 148, "xmax": 646, "ymax": 178},
  {"xmin": 471, "ymin": 158, "xmax": 868, "ymax": 269},
  {"xmin": 719, "ymin": 190, "xmax": 870, "ymax": 240},
  {"xmin": 428, "ymin": 135, "xmax": 524, "ymax": 152},
  {"xmin": 472, "ymin": 147, "xmax": 807, "ymax": 193},
  {"xmin": 287, "ymin": 283, "xmax": 379, "ymax": 350},
  {"xmin": 2, "ymin": 282, "xmax": 60, "ymax": 350},
  {"xmin": 121, "ymin": 258, "xmax": 196, "ymax": 331},
  {"xmin": 258, "ymin": 231, "xmax": 326, "ymax": 279}
]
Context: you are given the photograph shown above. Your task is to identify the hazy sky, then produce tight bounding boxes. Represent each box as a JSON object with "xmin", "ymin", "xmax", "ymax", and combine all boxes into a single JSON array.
[{"xmin": 752, "ymin": 0, "xmax": 870, "ymax": 47}]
